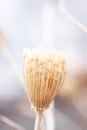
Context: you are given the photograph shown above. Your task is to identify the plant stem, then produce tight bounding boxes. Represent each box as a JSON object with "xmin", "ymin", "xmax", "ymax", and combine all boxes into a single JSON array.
[
  {"xmin": 34, "ymin": 111, "xmax": 43, "ymax": 130},
  {"xmin": 59, "ymin": 0, "xmax": 87, "ymax": 35}
]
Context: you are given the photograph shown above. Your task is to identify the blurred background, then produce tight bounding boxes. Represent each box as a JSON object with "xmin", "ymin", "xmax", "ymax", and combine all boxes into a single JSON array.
[{"xmin": 0, "ymin": 0, "xmax": 87, "ymax": 130}]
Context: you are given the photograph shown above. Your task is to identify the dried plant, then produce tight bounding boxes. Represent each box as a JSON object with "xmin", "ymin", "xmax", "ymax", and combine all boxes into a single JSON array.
[
  {"xmin": 0, "ymin": 31, "xmax": 27, "ymax": 129},
  {"xmin": 0, "ymin": 31, "xmax": 25, "ymax": 87},
  {"xmin": 59, "ymin": 0, "xmax": 87, "ymax": 35},
  {"xmin": 23, "ymin": 48, "xmax": 66, "ymax": 130},
  {"xmin": 0, "ymin": 113, "xmax": 25, "ymax": 130},
  {"xmin": 0, "ymin": 0, "xmax": 86, "ymax": 128}
]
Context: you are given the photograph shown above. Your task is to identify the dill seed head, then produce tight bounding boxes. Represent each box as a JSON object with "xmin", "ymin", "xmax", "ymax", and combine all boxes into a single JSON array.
[{"xmin": 23, "ymin": 48, "xmax": 66, "ymax": 110}]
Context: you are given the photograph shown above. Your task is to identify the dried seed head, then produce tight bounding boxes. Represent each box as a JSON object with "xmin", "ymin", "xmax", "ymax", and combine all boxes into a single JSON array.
[{"xmin": 23, "ymin": 48, "xmax": 66, "ymax": 110}]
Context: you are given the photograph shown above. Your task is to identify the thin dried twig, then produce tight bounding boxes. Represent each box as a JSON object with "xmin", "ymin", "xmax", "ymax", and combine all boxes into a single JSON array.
[
  {"xmin": 0, "ymin": 113, "xmax": 25, "ymax": 130},
  {"xmin": 59, "ymin": 0, "xmax": 87, "ymax": 34},
  {"xmin": 0, "ymin": 32, "xmax": 26, "ymax": 129},
  {"xmin": 0, "ymin": 31, "xmax": 25, "ymax": 88}
]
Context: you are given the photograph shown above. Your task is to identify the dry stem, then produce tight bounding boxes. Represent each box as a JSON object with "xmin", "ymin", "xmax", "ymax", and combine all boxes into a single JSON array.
[
  {"xmin": 34, "ymin": 111, "xmax": 43, "ymax": 130},
  {"xmin": 0, "ymin": 32, "xmax": 26, "ymax": 129},
  {"xmin": 59, "ymin": 0, "xmax": 87, "ymax": 35},
  {"xmin": 0, "ymin": 113, "xmax": 25, "ymax": 130},
  {"xmin": 0, "ymin": 31, "xmax": 25, "ymax": 88}
]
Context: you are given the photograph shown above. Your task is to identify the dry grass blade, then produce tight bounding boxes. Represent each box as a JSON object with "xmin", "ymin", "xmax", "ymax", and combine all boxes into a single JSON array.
[
  {"xmin": 0, "ymin": 113, "xmax": 25, "ymax": 130},
  {"xmin": 59, "ymin": 0, "xmax": 87, "ymax": 35}
]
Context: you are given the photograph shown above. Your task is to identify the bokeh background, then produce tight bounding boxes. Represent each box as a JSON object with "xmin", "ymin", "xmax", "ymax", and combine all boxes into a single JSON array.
[{"xmin": 0, "ymin": 0, "xmax": 87, "ymax": 130}]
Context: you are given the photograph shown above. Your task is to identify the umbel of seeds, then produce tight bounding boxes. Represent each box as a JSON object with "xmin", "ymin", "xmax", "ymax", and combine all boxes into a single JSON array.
[{"xmin": 23, "ymin": 48, "xmax": 66, "ymax": 130}]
